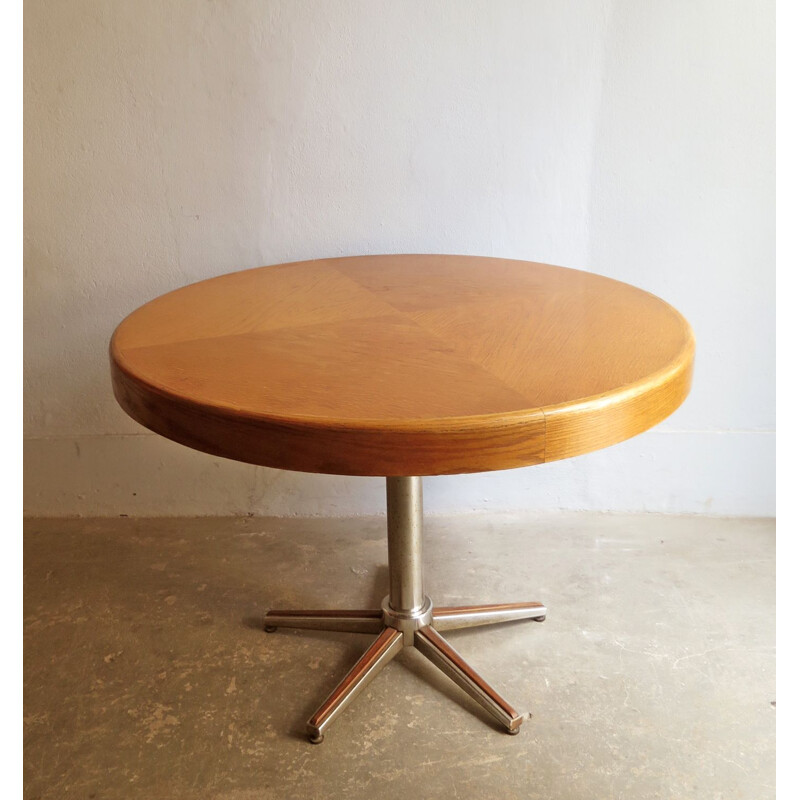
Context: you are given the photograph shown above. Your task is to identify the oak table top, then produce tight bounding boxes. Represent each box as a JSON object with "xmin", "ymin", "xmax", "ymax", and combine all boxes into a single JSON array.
[{"xmin": 110, "ymin": 254, "xmax": 694, "ymax": 476}]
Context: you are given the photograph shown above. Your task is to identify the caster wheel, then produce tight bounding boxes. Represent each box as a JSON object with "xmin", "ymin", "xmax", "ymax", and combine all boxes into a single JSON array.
[
  {"xmin": 308, "ymin": 732, "xmax": 324, "ymax": 744},
  {"xmin": 264, "ymin": 626, "xmax": 278, "ymax": 633},
  {"xmin": 532, "ymin": 615, "xmax": 546, "ymax": 622},
  {"xmin": 507, "ymin": 727, "xmax": 521, "ymax": 736}
]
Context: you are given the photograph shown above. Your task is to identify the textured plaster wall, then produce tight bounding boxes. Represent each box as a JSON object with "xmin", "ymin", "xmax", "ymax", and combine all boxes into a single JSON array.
[{"xmin": 24, "ymin": 0, "xmax": 775, "ymax": 517}]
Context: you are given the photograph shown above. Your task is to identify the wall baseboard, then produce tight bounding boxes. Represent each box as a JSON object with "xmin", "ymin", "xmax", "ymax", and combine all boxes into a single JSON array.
[{"xmin": 23, "ymin": 429, "xmax": 775, "ymax": 518}]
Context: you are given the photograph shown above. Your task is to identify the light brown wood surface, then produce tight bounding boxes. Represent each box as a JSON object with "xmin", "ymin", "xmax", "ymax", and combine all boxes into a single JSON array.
[{"xmin": 110, "ymin": 255, "xmax": 694, "ymax": 476}]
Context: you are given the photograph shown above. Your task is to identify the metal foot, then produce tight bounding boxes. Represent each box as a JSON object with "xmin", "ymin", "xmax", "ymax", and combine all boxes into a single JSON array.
[
  {"xmin": 305, "ymin": 627, "xmax": 403, "ymax": 743},
  {"xmin": 263, "ymin": 608, "xmax": 384, "ymax": 635},
  {"xmin": 432, "ymin": 601, "xmax": 547, "ymax": 631},
  {"xmin": 414, "ymin": 625, "xmax": 525, "ymax": 734}
]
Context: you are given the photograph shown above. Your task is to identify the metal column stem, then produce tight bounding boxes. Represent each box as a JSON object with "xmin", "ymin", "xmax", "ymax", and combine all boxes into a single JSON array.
[{"xmin": 386, "ymin": 476, "xmax": 425, "ymax": 614}]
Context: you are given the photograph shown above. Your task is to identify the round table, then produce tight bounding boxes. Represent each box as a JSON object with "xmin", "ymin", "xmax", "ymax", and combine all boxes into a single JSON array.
[{"xmin": 110, "ymin": 254, "xmax": 694, "ymax": 743}]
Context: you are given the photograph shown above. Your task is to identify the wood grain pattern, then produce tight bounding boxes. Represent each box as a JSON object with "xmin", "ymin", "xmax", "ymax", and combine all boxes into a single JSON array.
[{"xmin": 110, "ymin": 255, "xmax": 694, "ymax": 476}]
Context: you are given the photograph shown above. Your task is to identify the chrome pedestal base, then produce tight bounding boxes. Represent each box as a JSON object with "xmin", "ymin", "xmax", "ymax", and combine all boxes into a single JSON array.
[{"xmin": 263, "ymin": 477, "xmax": 547, "ymax": 743}]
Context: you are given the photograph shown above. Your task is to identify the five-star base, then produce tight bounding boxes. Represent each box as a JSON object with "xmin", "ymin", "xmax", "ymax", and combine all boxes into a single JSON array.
[{"xmin": 264, "ymin": 477, "xmax": 546, "ymax": 743}]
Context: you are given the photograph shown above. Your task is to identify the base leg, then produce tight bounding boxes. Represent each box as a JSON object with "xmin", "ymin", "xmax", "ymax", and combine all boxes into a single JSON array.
[
  {"xmin": 306, "ymin": 627, "xmax": 403, "ymax": 743},
  {"xmin": 432, "ymin": 602, "xmax": 547, "ymax": 631},
  {"xmin": 414, "ymin": 626, "xmax": 525, "ymax": 734},
  {"xmin": 264, "ymin": 608, "xmax": 384, "ymax": 634}
]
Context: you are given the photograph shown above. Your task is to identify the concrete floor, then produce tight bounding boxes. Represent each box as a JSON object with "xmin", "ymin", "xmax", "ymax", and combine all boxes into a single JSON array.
[{"xmin": 24, "ymin": 513, "xmax": 774, "ymax": 800}]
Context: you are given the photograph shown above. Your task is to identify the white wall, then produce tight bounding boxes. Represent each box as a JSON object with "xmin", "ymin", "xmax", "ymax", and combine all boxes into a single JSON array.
[{"xmin": 24, "ymin": 0, "xmax": 775, "ymax": 517}]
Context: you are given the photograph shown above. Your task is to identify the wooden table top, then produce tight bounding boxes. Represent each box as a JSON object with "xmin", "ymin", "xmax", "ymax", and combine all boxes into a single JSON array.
[{"xmin": 110, "ymin": 255, "xmax": 694, "ymax": 476}]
